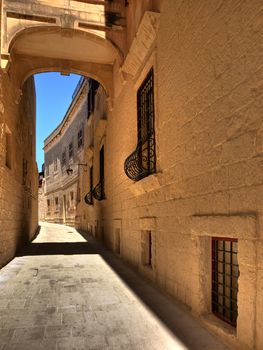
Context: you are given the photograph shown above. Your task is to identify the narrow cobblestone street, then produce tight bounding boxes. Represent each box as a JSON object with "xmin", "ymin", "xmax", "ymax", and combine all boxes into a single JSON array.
[{"xmin": 0, "ymin": 222, "xmax": 229, "ymax": 350}]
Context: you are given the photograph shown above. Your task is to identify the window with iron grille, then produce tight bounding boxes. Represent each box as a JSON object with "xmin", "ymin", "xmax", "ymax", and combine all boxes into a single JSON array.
[
  {"xmin": 69, "ymin": 142, "xmax": 74, "ymax": 159},
  {"xmin": 78, "ymin": 129, "xmax": 83, "ymax": 148},
  {"xmin": 137, "ymin": 69, "xmax": 156, "ymax": 179},
  {"xmin": 124, "ymin": 68, "xmax": 156, "ymax": 181},
  {"xmin": 212, "ymin": 238, "xmax": 239, "ymax": 327}
]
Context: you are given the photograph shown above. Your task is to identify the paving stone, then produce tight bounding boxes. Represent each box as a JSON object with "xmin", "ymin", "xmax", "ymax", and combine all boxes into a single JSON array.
[
  {"xmin": 44, "ymin": 325, "xmax": 71, "ymax": 339},
  {"xmin": 11, "ymin": 327, "xmax": 45, "ymax": 342},
  {"xmin": 0, "ymin": 222, "xmax": 229, "ymax": 349}
]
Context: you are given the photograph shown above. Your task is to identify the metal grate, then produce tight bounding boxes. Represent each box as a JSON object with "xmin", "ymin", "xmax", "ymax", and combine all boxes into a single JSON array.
[
  {"xmin": 124, "ymin": 68, "xmax": 156, "ymax": 181},
  {"xmin": 212, "ymin": 238, "xmax": 239, "ymax": 327}
]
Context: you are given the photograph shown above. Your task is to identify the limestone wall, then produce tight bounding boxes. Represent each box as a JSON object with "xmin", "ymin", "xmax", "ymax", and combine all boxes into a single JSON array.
[
  {"xmin": 0, "ymin": 0, "xmax": 262, "ymax": 348},
  {"xmin": 79, "ymin": 1, "xmax": 263, "ymax": 348},
  {"xmin": 0, "ymin": 74, "xmax": 38, "ymax": 267}
]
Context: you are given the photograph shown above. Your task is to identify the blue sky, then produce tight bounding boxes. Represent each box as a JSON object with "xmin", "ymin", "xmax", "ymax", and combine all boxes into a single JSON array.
[{"xmin": 35, "ymin": 72, "xmax": 81, "ymax": 171}]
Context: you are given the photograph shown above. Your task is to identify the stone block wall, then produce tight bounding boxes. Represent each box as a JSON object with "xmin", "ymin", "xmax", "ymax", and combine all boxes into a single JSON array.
[
  {"xmin": 0, "ymin": 74, "xmax": 38, "ymax": 267},
  {"xmin": 79, "ymin": 1, "xmax": 263, "ymax": 348},
  {"xmin": 0, "ymin": 0, "xmax": 262, "ymax": 347}
]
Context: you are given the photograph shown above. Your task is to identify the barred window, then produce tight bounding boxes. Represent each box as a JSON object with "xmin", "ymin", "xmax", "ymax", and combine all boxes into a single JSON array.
[
  {"xmin": 212, "ymin": 238, "xmax": 239, "ymax": 327},
  {"xmin": 138, "ymin": 68, "xmax": 155, "ymax": 179},
  {"xmin": 124, "ymin": 68, "xmax": 156, "ymax": 181}
]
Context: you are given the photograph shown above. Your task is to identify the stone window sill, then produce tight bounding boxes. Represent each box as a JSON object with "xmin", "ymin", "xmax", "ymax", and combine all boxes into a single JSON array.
[
  {"xmin": 128, "ymin": 172, "xmax": 161, "ymax": 196},
  {"xmin": 200, "ymin": 313, "xmax": 237, "ymax": 345}
]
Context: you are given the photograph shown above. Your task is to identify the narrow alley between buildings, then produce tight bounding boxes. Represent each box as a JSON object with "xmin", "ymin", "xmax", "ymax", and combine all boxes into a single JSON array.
[{"xmin": 0, "ymin": 222, "xmax": 228, "ymax": 350}]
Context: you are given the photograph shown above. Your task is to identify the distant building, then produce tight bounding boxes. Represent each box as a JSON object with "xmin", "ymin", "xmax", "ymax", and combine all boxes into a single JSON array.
[
  {"xmin": 43, "ymin": 77, "xmax": 95, "ymax": 226},
  {"xmin": 38, "ymin": 166, "xmax": 46, "ymax": 221}
]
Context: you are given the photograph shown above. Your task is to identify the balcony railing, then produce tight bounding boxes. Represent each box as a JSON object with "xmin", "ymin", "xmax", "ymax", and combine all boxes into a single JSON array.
[
  {"xmin": 124, "ymin": 132, "xmax": 156, "ymax": 181},
  {"xmin": 84, "ymin": 191, "xmax": 93, "ymax": 205},
  {"xmin": 92, "ymin": 179, "xmax": 105, "ymax": 201}
]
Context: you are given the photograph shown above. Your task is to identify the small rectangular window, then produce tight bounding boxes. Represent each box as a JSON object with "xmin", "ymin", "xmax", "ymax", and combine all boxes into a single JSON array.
[
  {"xmin": 69, "ymin": 142, "xmax": 73, "ymax": 158},
  {"xmin": 55, "ymin": 197, "xmax": 58, "ymax": 210},
  {"xmin": 54, "ymin": 158, "xmax": 57, "ymax": 171},
  {"xmin": 141, "ymin": 230, "xmax": 152, "ymax": 268},
  {"xmin": 212, "ymin": 238, "xmax": 239, "ymax": 327},
  {"xmin": 47, "ymin": 199, "xmax": 50, "ymax": 207}
]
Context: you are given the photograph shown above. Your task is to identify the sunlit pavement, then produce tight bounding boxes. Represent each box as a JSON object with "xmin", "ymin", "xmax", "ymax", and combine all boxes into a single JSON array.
[{"xmin": 0, "ymin": 222, "xmax": 229, "ymax": 350}]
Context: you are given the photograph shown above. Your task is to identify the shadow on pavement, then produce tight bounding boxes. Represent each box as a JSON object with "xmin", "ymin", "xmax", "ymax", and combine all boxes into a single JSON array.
[
  {"xmin": 16, "ymin": 226, "xmax": 227, "ymax": 350},
  {"xmin": 17, "ymin": 242, "xmax": 96, "ymax": 256}
]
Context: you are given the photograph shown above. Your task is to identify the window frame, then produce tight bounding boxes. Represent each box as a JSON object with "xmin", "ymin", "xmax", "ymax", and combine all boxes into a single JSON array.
[
  {"xmin": 211, "ymin": 237, "xmax": 239, "ymax": 327},
  {"xmin": 137, "ymin": 68, "xmax": 156, "ymax": 179}
]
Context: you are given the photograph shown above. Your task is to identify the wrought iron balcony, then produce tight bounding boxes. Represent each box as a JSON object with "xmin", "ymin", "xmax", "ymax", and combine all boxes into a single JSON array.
[
  {"xmin": 84, "ymin": 191, "xmax": 93, "ymax": 205},
  {"xmin": 124, "ymin": 132, "xmax": 156, "ymax": 181},
  {"xmin": 92, "ymin": 179, "xmax": 105, "ymax": 201}
]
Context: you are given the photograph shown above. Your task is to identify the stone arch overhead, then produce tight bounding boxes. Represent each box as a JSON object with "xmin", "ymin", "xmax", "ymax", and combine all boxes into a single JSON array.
[
  {"xmin": 19, "ymin": 60, "xmax": 113, "ymax": 96},
  {"xmin": 12, "ymin": 54, "xmax": 114, "ymax": 105},
  {"xmin": 6, "ymin": 25, "xmax": 124, "ymax": 64},
  {"xmin": 6, "ymin": 25, "xmax": 120, "ymax": 103}
]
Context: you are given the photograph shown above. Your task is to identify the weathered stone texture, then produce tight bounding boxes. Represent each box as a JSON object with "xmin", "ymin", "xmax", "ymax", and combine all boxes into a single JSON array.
[
  {"xmin": 79, "ymin": 1, "xmax": 263, "ymax": 348},
  {"xmin": 44, "ymin": 79, "xmax": 87, "ymax": 227},
  {"xmin": 0, "ymin": 0, "xmax": 263, "ymax": 348},
  {"xmin": 0, "ymin": 73, "xmax": 38, "ymax": 267}
]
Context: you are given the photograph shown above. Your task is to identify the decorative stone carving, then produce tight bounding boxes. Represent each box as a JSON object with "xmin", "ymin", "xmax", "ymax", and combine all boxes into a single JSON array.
[{"xmin": 121, "ymin": 11, "xmax": 160, "ymax": 77}]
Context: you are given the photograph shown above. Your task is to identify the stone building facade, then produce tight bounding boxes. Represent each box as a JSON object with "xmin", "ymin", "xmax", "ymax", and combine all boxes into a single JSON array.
[
  {"xmin": 44, "ymin": 77, "xmax": 89, "ymax": 227},
  {"xmin": 0, "ymin": 1, "xmax": 263, "ymax": 348},
  {"xmin": 0, "ymin": 75, "xmax": 38, "ymax": 266},
  {"xmin": 38, "ymin": 168, "xmax": 46, "ymax": 221}
]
